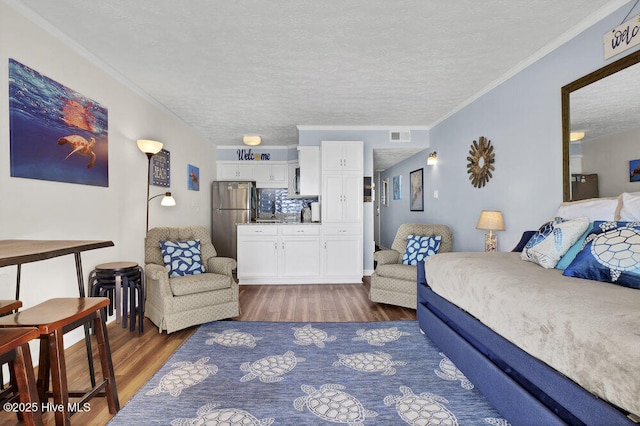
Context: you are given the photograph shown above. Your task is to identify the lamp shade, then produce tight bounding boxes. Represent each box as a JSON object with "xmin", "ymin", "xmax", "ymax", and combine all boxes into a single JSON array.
[
  {"xmin": 569, "ymin": 131, "xmax": 585, "ymax": 142},
  {"xmin": 160, "ymin": 192, "xmax": 176, "ymax": 206},
  {"xmin": 243, "ymin": 135, "xmax": 261, "ymax": 146},
  {"xmin": 476, "ymin": 210, "xmax": 505, "ymax": 231},
  {"xmin": 137, "ymin": 139, "xmax": 163, "ymax": 154}
]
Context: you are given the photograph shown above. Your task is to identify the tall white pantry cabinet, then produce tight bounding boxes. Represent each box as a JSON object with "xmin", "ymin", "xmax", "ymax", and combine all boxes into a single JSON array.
[{"xmin": 321, "ymin": 141, "xmax": 364, "ymax": 282}]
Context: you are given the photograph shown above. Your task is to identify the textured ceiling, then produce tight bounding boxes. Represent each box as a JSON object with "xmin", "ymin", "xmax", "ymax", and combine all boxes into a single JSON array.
[{"xmin": 8, "ymin": 0, "xmax": 629, "ymax": 169}]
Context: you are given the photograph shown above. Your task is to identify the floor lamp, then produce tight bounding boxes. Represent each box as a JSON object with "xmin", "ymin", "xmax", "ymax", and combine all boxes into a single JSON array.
[{"xmin": 137, "ymin": 139, "xmax": 176, "ymax": 231}]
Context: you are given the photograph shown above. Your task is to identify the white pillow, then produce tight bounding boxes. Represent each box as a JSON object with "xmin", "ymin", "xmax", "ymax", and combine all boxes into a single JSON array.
[
  {"xmin": 619, "ymin": 192, "xmax": 640, "ymax": 221},
  {"xmin": 555, "ymin": 197, "xmax": 619, "ymax": 222},
  {"xmin": 521, "ymin": 217, "xmax": 590, "ymax": 269}
]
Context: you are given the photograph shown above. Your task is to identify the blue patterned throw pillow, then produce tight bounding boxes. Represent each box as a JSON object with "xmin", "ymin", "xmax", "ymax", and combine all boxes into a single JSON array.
[
  {"xmin": 160, "ymin": 240, "xmax": 206, "ymax": 278},
  {"xmin": 401, "ymin": 235, "xmax": 441, "ymax": 265},
  {"xmin": 563, "ymin": 221, "xmax": 640, "ymax": 289},
  {"xmin": 520, "ymin": 216, "xmax": 589, "ymax": 269}
]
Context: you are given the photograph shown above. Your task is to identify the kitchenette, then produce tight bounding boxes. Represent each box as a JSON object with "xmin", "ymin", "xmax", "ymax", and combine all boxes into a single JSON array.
[{"xmin": 213, "ymin": 141, "xmax": 364, "ymax": 285}]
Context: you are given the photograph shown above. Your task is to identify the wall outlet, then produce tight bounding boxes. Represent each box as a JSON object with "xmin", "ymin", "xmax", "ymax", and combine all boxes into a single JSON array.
[{"xmin": 433, "ymin": 190, "xmax": 439, "ymax": 199}]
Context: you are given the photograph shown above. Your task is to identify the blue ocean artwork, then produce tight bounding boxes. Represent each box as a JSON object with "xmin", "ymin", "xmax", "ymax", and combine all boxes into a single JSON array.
[
  {"xmin": 9, "ymin": 59, "xmax": 109, "ymax": 187},
  {"xmin": 188, "ymin": 164, "xmax": 200, "ymax": 191},
  {"xmin": 630, "ymin": 159, "xmax": 640, "ymax": 183}
]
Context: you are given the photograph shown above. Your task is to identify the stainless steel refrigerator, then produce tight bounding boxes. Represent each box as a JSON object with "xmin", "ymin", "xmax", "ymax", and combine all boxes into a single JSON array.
[{"xmin": 211, "ymin": 181, "xmax": 257, "ymax": 259}]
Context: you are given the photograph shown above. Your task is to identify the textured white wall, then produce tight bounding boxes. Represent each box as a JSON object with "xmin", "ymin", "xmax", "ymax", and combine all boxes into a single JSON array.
[{"xmin": 0, "ymin": 3, "xmax": 216, "ymax": 353}]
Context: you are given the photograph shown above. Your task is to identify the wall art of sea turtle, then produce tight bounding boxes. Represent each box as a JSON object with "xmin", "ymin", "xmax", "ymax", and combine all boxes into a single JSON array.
[
  {"xmin": 240, "ymin": 351, "xmax": 305, "ymax": 383},
  {"xmin": 292, "ymin": 324, "xmax": 337, "ymax": 348},
  {"xmin": 206, "ymin": 329, "xmax": 263, "ymax": 348},
  {"xmin": 384, "ymin": 386, "xmax": 458, "ymax": 426},
  {"xmin": 57, "ymin": 135, "xmax": 97, "ymax": 168},
  {"xmin": 171, "ymin": 402, "xmax": 274, "ymax": 426},
  {"xmin": 585, "ymin": 225, "xmax": 640, "ymax": 281},
  {"xmin": 146, "ymin": 357, "xmax": 217, "ymax": 397},
  {"xmin": 434, "ymin": 352, "xmax": 474, "ymax": 389},
  {"xmin": 293, "ymin": 383, "xmax": 378, "ymax": 424},
  {"xmin": 352, "ymin": 327, "xmax": 410, "ymax": 346},
  {"xmin": 333, "ymin": 351, "xmax": 406, "ymax": 375}
]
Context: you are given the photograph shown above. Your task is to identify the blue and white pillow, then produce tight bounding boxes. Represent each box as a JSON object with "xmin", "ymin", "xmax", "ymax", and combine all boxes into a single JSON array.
[
  {"xmin": 563, "ymin": 221, "xmax": 640, "ymax": 289},
  {"xmin": 160, "ymin": 239, "xmax": 206, "ymax": 278},
  {"xmin": 401, "ymin": 235, "xmax": 441, "ymax": 265},
  {"xmin": 520, "ymin": 216, "xmax": 589, "ymax": 269}
]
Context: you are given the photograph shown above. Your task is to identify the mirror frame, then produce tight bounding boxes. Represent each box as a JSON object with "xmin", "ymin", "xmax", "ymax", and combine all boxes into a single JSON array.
[{"xmin": 562, "ymin": 49, "xmax": 640, "ymax": 201}]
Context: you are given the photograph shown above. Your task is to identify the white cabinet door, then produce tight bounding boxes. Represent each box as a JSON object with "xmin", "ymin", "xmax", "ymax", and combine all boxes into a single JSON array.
[
  {"xmin": 342, "ymin": 174, "xmax": 363, "ymax": 223},
  {"xmin": 321, "ymin": 141, "xmax": 363, "ymax": 172},
  {"xmin": 252, "ymin": 163, "xmax": 272, "ymax": 184},
  {"xmin": 322, "ymin": 174, "xmax": 345, "ymax": 223},
  {"xmin": 237, "ymin": 236, "xmax": 279, "ymax": 278},
  {"xmin": 218, "ymin": 163, "xmax": 254, "ymax": 180},
  {"xmin": 254, "ymin": 163, "xmax": 288, "ymax": 188},
  {"xmin": 322, "ymin": 174, "xmax": 362, "ymax": 223},
  {"xmin": 322, "ymin": 236, "xmax": 363, "ymax": 280},
  {"xmin": 281, "ymin": 237, "xmax": 321, "ymax": 277},
  {"xmin": 321, "ymin": 142, "xmax": 345, "ymax": 171},
  {"xmin": 341, "ymin": 142, "xmax": 363, "ymax": 171},
  {"xmin": 298, "ymin": 146, "xmax": 320, "ymax": 195},
  {"xmin": 237, "ymin": 164, "xmax": 254, "ymax": 180},
  {"xmin": 270, "ymin": 164, "xmax": 288, "ymax": 186}
]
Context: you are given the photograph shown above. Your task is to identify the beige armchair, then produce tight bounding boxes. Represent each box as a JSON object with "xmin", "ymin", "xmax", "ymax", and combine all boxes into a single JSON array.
[
  {"xmin": 144, "ymin": 226, "xmax": 240, "ymax": 333},
  {"xmin": 370, "ymin": 224, "xmax": 452, "ymax": 309}
]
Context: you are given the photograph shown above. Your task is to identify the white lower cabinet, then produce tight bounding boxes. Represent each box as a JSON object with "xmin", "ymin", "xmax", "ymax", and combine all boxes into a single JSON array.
[
  {"xmin": 321, "ymin": 226, "xmax": 363, "ymax": 283},
  {"xmin": 236, "ymin": 226, "xmax": 279, "ymax": 279},
  {"xmin": 237, "ymin": 225, "xmax": 321, "ymax": 284}
]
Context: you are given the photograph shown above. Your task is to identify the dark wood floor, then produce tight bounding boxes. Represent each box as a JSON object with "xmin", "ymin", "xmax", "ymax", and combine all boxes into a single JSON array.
[{"xmin": 0, "ymin": 278, "xmax": 415, "ymax": 425}]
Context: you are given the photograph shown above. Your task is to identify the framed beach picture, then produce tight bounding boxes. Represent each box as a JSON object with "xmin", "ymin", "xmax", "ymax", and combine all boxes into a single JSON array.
[
  {"xmin": 9, "ymin": 59, "xmax": 109, "ymax": 187},
  {"xmin": 410, "ymin": 168, "xmax": 424, "ymax": 211},
  {"xmin": 630, "ymin": 159, "xmax": 640, "ymax": 182},
  {"xmin": 188, "ymin": 164, "xmax": 200, "ymax": 191},
  {"xmin": 393, "ymin": 175, "xmax": 402, "ymax": 200}
]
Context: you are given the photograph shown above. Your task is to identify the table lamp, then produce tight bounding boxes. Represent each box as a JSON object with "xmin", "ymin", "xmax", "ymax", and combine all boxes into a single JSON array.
[{"xmin": 476, "ymin": 210, "xmax": 505, "ymax": 252}]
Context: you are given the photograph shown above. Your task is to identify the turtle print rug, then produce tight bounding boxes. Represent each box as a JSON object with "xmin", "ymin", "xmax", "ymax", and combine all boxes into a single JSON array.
[{"xmin": 108, "ymin": 320, "xmax": 508, "ymax": 425}]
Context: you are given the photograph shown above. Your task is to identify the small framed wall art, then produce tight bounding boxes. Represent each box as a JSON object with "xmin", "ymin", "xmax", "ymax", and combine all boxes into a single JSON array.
[
  {"xmin": 410, "ymin": 168, "xmax": 424, "ymax": 211},
  {"xmin": 393, "ymin": 175, "xmax": 402, "ymax": 200},
  {"xmin": 151, "ymin": 149, "xmax": 170, "ymax": 187},
  {"xmin": 188, "ymin": 164, "xmax": 200, "ymax": 190}
]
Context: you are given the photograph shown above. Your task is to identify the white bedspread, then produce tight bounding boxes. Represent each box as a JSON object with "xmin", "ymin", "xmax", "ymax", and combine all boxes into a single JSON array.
[{"xmin": 424, "ymin": 251, "xmax": 640, "ymax": 417}]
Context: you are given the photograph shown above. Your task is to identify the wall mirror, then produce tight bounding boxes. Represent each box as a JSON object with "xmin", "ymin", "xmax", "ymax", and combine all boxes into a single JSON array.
[{"xmin": 562, "ymin": 49, "xmax": 640, "ymax": 201}]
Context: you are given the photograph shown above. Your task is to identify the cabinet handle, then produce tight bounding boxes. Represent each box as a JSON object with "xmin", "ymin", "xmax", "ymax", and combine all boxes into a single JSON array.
[
  {"xmin": 275, "ymin": 242, "xmax": 278, "ymax": 250},
  {"xmin": 282, "ymin": 242, "xmax": 285, "ymax": 249},
  {"xmin": 324, "ymin": 242, "xmax": 327, "ymax": 249}
]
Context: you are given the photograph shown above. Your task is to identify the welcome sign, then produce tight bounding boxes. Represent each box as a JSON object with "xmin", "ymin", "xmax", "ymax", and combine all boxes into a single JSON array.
[{"xmin": 604, "ymin": 13, "xmax": 640, "ymax": 59}]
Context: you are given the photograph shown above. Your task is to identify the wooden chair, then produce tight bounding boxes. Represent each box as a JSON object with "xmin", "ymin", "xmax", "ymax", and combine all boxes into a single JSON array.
[
  {"xmin": 0, "ymin": 298, "xmax": 119, "ymax": 425},
  {"xmin": 0, "ymin": 327, "xmax": 42, "ymax": 426}
]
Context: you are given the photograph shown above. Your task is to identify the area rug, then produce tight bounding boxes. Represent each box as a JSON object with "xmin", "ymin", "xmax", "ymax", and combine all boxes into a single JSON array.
[{"xmin": 109, "ymin": 321, "xmax": 508, "ymax": 425}]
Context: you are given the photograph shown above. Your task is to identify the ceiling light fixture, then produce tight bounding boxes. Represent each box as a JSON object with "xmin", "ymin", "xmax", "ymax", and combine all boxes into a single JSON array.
[
  {"xmin": 243, "ymin": 136, "xmax": 261, "ymax": 146},
  {"xmin": 570, "ymin": 131, "xmax": 585, "ymax": 142}
]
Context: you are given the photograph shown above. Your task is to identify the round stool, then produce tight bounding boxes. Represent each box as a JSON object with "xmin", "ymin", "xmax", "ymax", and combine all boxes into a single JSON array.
[{"xmin": 89, "ymin": 262, "xmax": 145, "ymax": 334}]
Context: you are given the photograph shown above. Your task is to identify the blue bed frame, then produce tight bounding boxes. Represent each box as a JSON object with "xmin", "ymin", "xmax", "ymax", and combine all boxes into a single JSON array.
[{"xmin": 416, "ymin": 259, "xmax": 636, "ymax": 425}]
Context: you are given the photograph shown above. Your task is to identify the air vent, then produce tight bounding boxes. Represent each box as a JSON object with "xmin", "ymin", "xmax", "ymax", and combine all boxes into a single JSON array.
[{"xmin": 389, "ymin": 130, "xmax": 411, "ymax": 143}]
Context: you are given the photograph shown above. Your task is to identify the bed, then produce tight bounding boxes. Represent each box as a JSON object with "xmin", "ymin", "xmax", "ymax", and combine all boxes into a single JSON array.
[{"xmin": 417, "ymin": 251, "xmax": 640, "ymax": 425}]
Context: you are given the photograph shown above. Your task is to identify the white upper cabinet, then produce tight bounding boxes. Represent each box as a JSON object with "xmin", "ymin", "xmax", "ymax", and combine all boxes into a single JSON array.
[
  {"xmin": 252, "ymin": 163, "xmax": 288, "ymax": 188},
  {"xmin": 218, "ymin": 163, "xmax": 254, "ymax": 180},
  {"xmin": 322, "ymin": 141, "xmax": 363, "ymax": 172},
  {"xmin": 298, "ymin": 146, "xmax": 320, "ymax": 196}
]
